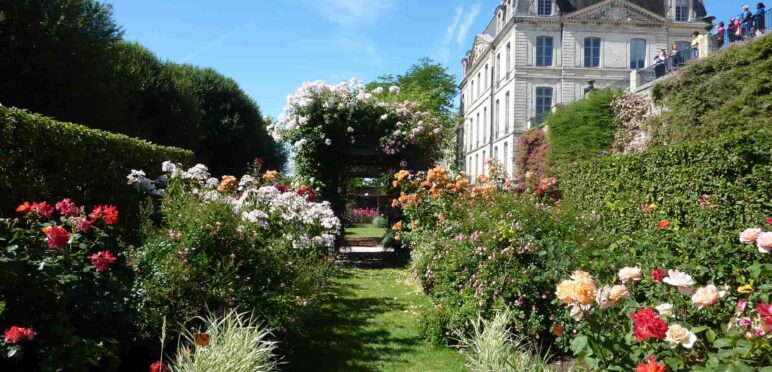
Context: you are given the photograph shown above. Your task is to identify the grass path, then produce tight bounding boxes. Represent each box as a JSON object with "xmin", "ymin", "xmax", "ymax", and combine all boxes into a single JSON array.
[
  {"xmin": 284, "ymin": 268, "xmax": 466, "ymax": 372},
  {"xmin": 344, "ymin": 223, "xmax": 387, "ymax": 239}
]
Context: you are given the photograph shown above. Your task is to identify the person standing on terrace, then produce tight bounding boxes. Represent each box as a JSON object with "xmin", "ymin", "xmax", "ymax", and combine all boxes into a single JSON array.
[
  {"xmin": 716, "ymin": 21, "xmax": 726, "ymax": 48},
  {"xmin": 755, "ymin": 3, "xmax": 767, "ymax": 33}
]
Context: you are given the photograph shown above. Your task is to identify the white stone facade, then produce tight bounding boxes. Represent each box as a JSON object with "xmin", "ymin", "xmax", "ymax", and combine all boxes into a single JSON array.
[{"xmin": 459, "ymin": 0, "xmax": 705, "ymax": 180}]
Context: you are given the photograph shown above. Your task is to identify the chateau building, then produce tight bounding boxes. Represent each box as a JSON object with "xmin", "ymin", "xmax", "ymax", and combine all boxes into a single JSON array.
[{"xmin": 459, "ymin": 0, "xmax": 706, "ymax": 179}]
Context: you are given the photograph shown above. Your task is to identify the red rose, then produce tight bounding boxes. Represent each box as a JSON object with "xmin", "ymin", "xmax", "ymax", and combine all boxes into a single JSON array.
[
  {"xmin": 631, "ymin": 308, "xmax": 668, "ymax": 342},
  {"xmin": 45, "ymin": 226, "xmax": 70, "ymax": 249},
  {"xmin": 34, "ymin": 202, "xmax": 55, "ymax": 218},
  {"xmin": 55, "ymin": 198, "xmax": 79, "ymax": 216},
  {"xmin": 757, "ymin": 302, "xmax": 772, "ymax": 332},
  {"xmin": 4, "ymin": 326, "xmax": 35, "ymax": 344},
  {"xmin": 306, "ymin": 190, "xmax": 317, "ymax": 201},
  {"xmin": 657, "ymin": 220, "xmax": 670, "ymax": 229},
  {"xmin": 636, "ymin": 356, "xmax": 667, "ymax": 372},
  {"xmin": 274, "ymin": 184, "xmax": 289, "ymax": 193},
  {"xmin": 765, "ymin": 217, "xmax": 772, "ymax": 225},
  {"xmin": 149, "ymin": 361, "xmax": 168, "ymax": 372},
  {"xmin": 90, "ymin": 205, "xmax": 119, "ymax": 225},
  {"xmin": 88, "ymin": 250, "xmax": 117, "ymax": 272},
  {"xmin": 534, "ymin": 188, "xmax": 545, "ymax": 197},
  {"xmin": 650, "ymin": 268, "xmax": 666, "ymax": 282},
  {"xmin": 76, "ymin": 217, "xmax": 93, "ymax": 233},
  {"xmin": 254, "ymin": 157, "xmax": 264, "ymax": 165}
]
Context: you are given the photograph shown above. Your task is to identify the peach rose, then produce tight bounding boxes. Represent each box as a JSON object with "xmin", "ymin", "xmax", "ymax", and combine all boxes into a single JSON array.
[
  {"xmin": 571, "ymin": 270, "xmax": 594, "ymax": 281},
  {"xmin": 595, "ymin": 285, "xmax": 615, "ymax": 309},
  {"xmin": 691, "ymin": 285, "xmax": 725, "ymax": 310},
  {"xmin": 609, "ymin": 285, "xmax": 630, "ymax": 302},
  {"xmin": 618, "ymin": 266, "xmax": 642, "ymax": 283},
  {"xmin": 665, "ymin": 324, "xmax": 697, "ymax": 349},
  {"xmin": 756, "ymin": 232, "xmax": 772, "ymax": 254},
  {"xmin": 556, "ymin": 280, "xmax": 576, "ymax": 304},
  {"xmin": 663, "ymin": 270, "xmax": 696, "ymax": 295},
  {"xmin": 739, "ymin": 228, "xmax": 763, "ymax": 244},
  {"xmin": 573, "ymin": 279, "xmax": 597, "ymax": 305}
]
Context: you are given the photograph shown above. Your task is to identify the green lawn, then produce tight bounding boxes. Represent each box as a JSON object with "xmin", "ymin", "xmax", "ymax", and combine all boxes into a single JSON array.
[
  {"xmin": 284, "ymin": 268, "xmax": 466, "ymax": 372},
  {"xmin": 345, "ymin": 223, "xmax": 387, "ymax": 239}
]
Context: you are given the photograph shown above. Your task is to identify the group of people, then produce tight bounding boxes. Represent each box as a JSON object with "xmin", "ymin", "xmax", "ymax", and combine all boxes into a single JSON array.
[
  {"xmin": 652, "ymin": 42, "xmax": 693, "ymax": 78},
  {"xmin": 716, "ymin": 3, "xmax": 767, "ymax": 47}
]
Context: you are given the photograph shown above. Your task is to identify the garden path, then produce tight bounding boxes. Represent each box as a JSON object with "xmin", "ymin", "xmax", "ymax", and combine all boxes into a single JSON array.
[{"xmin": 283, "ymin": 248, "xmax": 466, "ymax": 371}]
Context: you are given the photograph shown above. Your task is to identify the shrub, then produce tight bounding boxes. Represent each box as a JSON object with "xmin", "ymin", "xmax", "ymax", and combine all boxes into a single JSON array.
[
  {"xmin": 0, "ymin": 199, "xmax": 134, "ymax": 370},
  {"xmin": 454, "ymin": 309, "xmax": 553, "ymax": 372},
  {"xmin": 650, "ymin": 34, "xmax": 772, "ymax": 146},
  {"xmin": 346, "ymin": 208, "xmax": 379, "ymax": 224},
  {"xmin": 545, "ymin": 89, "xmax": 618, "ymax": 166},
  {"xmin": 0, "ymin": 105, "xmax": 194, "ymax": 237},
  {"xmin": 372, "ymin": 215, "xmax": 388, "ymax": 228},
  {"xmin": 514, "ymin": 128, "xmax": 550, "ymax": 189},
  {"xmin": 130, "ymin": 162, "xmax": 338, "ymax": 336},
  {"xmin": 170, "ymin": 310, "xmax": 279, "ymax": 372}
]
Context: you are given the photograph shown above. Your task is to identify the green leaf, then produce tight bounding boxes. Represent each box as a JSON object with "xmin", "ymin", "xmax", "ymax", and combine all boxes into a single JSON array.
[{"xmin": 570, "ymin": 334, "xmax": 589, "ymax": 356}]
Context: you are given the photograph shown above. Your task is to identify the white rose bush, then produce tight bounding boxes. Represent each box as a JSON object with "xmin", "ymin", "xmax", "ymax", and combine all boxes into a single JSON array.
[{"xmin": 127, "ymin": 159, "xmax": 339, "ymax": 337}]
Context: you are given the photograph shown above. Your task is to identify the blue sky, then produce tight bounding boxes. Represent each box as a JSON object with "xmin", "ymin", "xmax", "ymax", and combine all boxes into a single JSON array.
[{"xmin": 111, "ymin": 0, "xmax": 748, "ymax": 117}]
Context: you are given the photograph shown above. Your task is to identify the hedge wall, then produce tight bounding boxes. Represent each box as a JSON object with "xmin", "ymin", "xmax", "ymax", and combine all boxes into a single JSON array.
[
  {"xmin": 562, "ymin": 127, "xmax": 771, "ymax": 235},
  {"xmin": 0, "ymin": 105, "xmax": 194, "ymax": 234}
]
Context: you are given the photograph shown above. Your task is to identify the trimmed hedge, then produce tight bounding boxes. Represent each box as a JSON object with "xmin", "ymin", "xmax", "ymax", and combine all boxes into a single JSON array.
[
  {"xmin": 650, "ymin": 34, "xmax": 772, "ymax": 145},
  {"xmin": 562, "ymin": 127, "xmax": 771, "ymax": 235},
  {"xmin": 0, "ymin": 105, "xmax": 194, "ymax": 235},
  {"xmin": 545, "ymin": 88, "xmax": 617, "ymax": 166}
]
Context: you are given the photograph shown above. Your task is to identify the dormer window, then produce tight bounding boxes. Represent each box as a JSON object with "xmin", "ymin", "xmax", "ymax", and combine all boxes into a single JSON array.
[
  {"xmin": 675, "ymin": 0, "xmax": 689, "ymax": 21},
  {"xmin": 538, "ymin": 0, "xmax": 552, "ymax": 16}
]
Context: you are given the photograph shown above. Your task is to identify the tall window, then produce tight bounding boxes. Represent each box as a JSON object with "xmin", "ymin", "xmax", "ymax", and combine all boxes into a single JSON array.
[
  {"xmin": 535, "ymin": 87, "xmax": 553, "ymax": 123},
  {"xmin": 474, "ymin": 154, "xmax": 478, "ymax": 178},
  {"xmin": 494, "ymin": 146, "xmax": 498, "ymax": 164},
  {"xmin": 675, "ymin": 0, "xmax": 689, "ymax": 22},
  {"xmin": 536, "ymin": 36, "xmax": 553, "ymax": 66},
  {"xmin": 483, "ymin": 107, "xmax": 487, "ymax": 142},
  {"xmin": 504, "ymin": 92, "xmax": 510, "ymax": 134},
  {"xmin": 538, "ymin": 0, "xmax": 552, "ymax": 16},
  {"xmin": 484, "ymin": 65, "xmax": 488, "ymax": 89},
  {"xmin": 468, "ymin": 156, "xmax": 472, "ymax": 174},
  {"xmin": 584, "ymin": 37, "xmax": 601, "ymax": 67},
  {"xmin": 495, "ymin": 99, "xmax": 500, "ymax": 138},
  {"xmin": 477, "ymin": 73, "xmax": 481, "ymax": 96},
  {"xmin": 482, "ymin": 150, "xmax": 486, "ymax": 176},
  {"xmin": 496, "ymin": 54, "xmax": 501, "ymax": 83},
  {"xmin": 506, "ymin": 43, "xmax": 511, "ymax": 73},
  {"xmin": 471, "ymin": 81, "xmax": 475, "ymax": 100},
  {"xmin": 630, "ymin": 38, "xmax": 647, "ymax": 69},
  {"xmin": 467, "ymin": 119, "xmax": 472, "ymax": 150},
  {"xmin": 503, "ymin": 142, "xmax": 509, "ymax": 175},
  {"xmin": 476, "ymin": 113, "xmax": 480, "ymax": 145}
]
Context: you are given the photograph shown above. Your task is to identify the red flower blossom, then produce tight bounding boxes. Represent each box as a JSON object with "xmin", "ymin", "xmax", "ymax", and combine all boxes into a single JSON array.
[
  {"xmin": 297, "ymin": 186, "xmax": 317, "ymax": 201},
  {"xmin": 650, "ymin": 268, "xmax": 667, "ymax": 282},
  {"xmin": 698, "ymin": 194, "xmax": 715, "ymax": 208},
  {"xmin": 55, "ymin": 198, "xmax": 79, "ymax": 216},
  {"xmin": 534, "ymin": 188, "xmax": 545, "ymax": 197},
  {"xmin": 45, "ymin": 226, "xmax": 70, "ymax": 249},
  {"xmin": 274, "ymin": 184, "xmax": 289, "ymax": 193},
  {"xmin": 16, "ymin": 201, "xmax": 33, "ymax": 214},
  {"xmin": 766, "ymin": 217, "xmax": 772, "ymax": 225},
  {"xmin": 34, "ymin": 202, "xmax": 55, "ymax": 218},
  {"xmin": 305, "ymin": 190, "xmax": 317, "ymax": 201},
  {"xmin": 90, "ymin": 205, "xmax": 119, "ymax": 225},
  {"xmin": 631, "ymin": 308, "xmax": 668, "ymax": 342},
  {"xmin": 88, "ymin": 250, "xmax": 117, "ymax": 272},
  {"xmin": 76, "ymin": 217, "xmax": 93, "ymax": 233},
  {"xmin": 254, "ymin": 157, "xmax": 264, "ymax": 165},
  {"xmin": 636, "ymin": 356, "xmax": 667, "ymax": 372},
  {"xmin": 757, "ymin": 302, "xmax": 772, "ymax": 332},
  {"xmin": 4, "ymin": 326, "xmax": 35, "ymax": 344},
  {"xmin": 657, "ymin": 220, "xmax": 670, "ymax": 229},
  {"xmin": 149, "ymin": 360, "xmax": 168, "ymax": 372}
]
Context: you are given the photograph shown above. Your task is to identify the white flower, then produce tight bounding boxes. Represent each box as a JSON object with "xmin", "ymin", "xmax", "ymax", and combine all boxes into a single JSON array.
[
  {"xmin": 656, "ymin": 303, "xmax": 674, "ymax": 317},
  {"xmin": 389, "ymin": 85, "xmax": 400, "ymax": 94},
  {"xmin": 665, "ymin": 324, "xmax": 697, "ymax": 349},
  {"xmin": 206, "ymin": 177, "xmax": 219, "ymax": 188},
  {"xmin": 372, "ymin": 86, "xmax": 384, "ymax": 94},
  {"xmin": 161, "ymin": 161, "xmax": 178, "ymax": 173},
  {"xmin": 618, "ymin": 266, "xmax": 642, "ymax": 283},
  {"xmin": 347, "ymin": 127, "xmax": 354, "ymax": 133},
  {"xmin": 739, "ymin": 228, "xmax": 763, "ymax": 244},
  {"xmin": 380, "ymin": 114, "xmax": 388, "ymax": 121},
  {"xmin": 757, "ymin": 232, "xmax": 772, "ymax": 254},
  {"xmin": 663, "ymin": 270, "xmax": 696, "ymax": 295},
  {"xmin": 691, "ymin": 285, "xmax": 725, "ymax": 309},
  {"xmin": 325, "ymin": 138, "xmax": 332, "ymax": 146},
  {"xmin": 127, "ymin": 169, "xmax": 156, "ymax": 191},
  {"xmin": 183, "ymin": 164, "xmax": 211, "ymax": 181},
  {"xmin": 242, "ymin": 210, "xmax": 269, "ymax": 228}
]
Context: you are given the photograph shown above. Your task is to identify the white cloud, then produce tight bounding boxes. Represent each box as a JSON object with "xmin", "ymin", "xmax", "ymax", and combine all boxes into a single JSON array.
[
  {"xmin": 456, "ymin": 2, "xmax": 481, "ymax": 45},
  {"xmin": 445, "ymin": 6, "xmax": 464, "ymax": 44}
]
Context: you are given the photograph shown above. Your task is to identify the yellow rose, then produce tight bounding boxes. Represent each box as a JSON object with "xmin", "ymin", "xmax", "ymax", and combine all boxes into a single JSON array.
[
  {"xmin": 737, "ymin": 284, "xmax": 753, "ymax": 294},
  {"xmin": 555, "ymin": 280, "xmax": 576, "ymax": 304},
  {"xmin": 609, "ymin": 285, "xmax": 630, "ymax": 302}
]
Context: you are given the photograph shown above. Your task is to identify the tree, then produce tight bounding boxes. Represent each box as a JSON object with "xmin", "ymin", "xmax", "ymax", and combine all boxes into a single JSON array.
[{"xmin": 367, "ymin": 58, "xmax": 458, "ymax": 119}]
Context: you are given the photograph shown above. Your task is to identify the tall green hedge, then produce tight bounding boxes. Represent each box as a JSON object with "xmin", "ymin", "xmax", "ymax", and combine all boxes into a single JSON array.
[
  {"xmin": 562, "ymin": 127, "xmax": 771, "ymax": 235},
  {"xmin": 545, "ymin": 88, "xmax": 618, "ymax": 166},
  {"xmin": 0, "ymin": 105, "xmax": 194, "ymax": 234},
  {"xmin": 650, "ymin": 34, "xmax": 772, "ymax": 145}
]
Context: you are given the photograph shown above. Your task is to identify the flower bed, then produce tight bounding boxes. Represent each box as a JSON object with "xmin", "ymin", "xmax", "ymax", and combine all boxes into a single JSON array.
[{"xmin": 395, "ymin": 129, "xmax": 771, "ymax": 370}]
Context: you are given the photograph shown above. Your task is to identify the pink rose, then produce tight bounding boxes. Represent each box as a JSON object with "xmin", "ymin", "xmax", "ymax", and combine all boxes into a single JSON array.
[
  {"xmin": 739, "ymin": 228, "xmax": 763, "ymax": 244},
  {"xmin": 691, "ymin": 285, "xmax": 725, "ymax": 310},
  {"xmin": 757, "ymin": 232, "xmax": 772, "ymax": 254}
]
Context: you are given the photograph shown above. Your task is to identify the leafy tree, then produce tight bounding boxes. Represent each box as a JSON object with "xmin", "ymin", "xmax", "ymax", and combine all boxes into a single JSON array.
[{"xmin": 368, "ymin": 58, "xmax": 458, "ymax": 119}]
